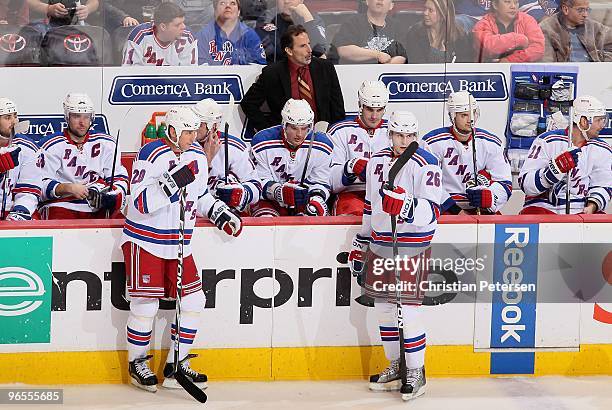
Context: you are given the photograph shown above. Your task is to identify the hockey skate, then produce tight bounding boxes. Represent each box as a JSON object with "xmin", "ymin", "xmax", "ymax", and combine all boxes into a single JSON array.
[
  {"xmin": 369, "ymin": 358, "xmax": 402, "ymax": 391},
  {"xmin": 401, "ymin": 366, "xmax": 426, "ymax": 401},
  {"xmin": 128, "ymin": 355, "xmax": 158, "ymax": 393},
  {"xmin": 163, "ymin": 354, "xmax": 208, "ymax": 390}
]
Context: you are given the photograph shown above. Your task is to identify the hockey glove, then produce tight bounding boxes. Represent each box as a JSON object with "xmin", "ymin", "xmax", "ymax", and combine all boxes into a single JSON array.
[
  {"xmin": 543, "ymin": 148, "xmax": 580, "ymax": 184},
  {"xmin": 208, "ymin": 200, "xmax": 242, "ymax": 237},
  {"xmin": 349, "ymin": 234, "xmax": 368, "ymax": 285},
  {"xmin": 266, "ymin": 181, "xmax": 308, "ymax": 208},
  {"xmin": 344, "ymin": 158, "xmax": 368, "ymax": 182},
  {"xmin": 465, "ymin": 171, "xmax": 491, "ymax": 190},
  {"xmin": 217, "ymin": 182, "xmax": 250, "ymax": 212},
  {"xmin": 6, "ymin": 205, "xmax": 31, "ymax": 221},
  {"xmin": 159, "ymin": 161, "xmax": 196, "ymax": 197},
  {"xmin": 87, "ymin": 184, "xmax": 125, "ymax": 213},
  {"xmin": 0, "ymin": 146, "xmax": 20, "ymax": 173},
  {"xmin": 304, "ymin": 191, "xmax": 328, "ymax": 216},
  {"xmin": 466, "ymin": 186, "xmax": 496, "ymax": 210},
  {"xmin": 381, "ymin": 185, "xmax": 415, "ymax": 222}
]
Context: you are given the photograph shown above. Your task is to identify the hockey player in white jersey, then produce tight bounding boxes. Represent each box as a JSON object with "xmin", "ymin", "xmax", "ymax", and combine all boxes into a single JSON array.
[
  {"xmin": 192, "ymin": 98, "xmax": 261, "ymax": 214},
  {"xmin": 421, "ymin": 91, "xmax": 512, "ymax": 214},
  {"xmin": 0, "ymin": 98, "xmax": 41, "ymax": 220},
  {"xmin": 122, "ymin": 2, "xmax": 198, "ymax": 66},
  {"xmin": 120, "ymin": 106, "xmax": 242, "ymax": 392},
  {"xmin": 250, "ymin": 99, "xmax": 333, "ymax": 217},
  {"xmin": 38, "ymin": 93, "xmax": 128, "ymax": 219},
  {"xmin": 349, "ymin": 111, "xmax": 442, "ymax": 401},
  {"xmin": 519, "ymin": 95, "xmax": 611, "ymax": 214},
  {"xmin": 329, "ymin": 80, "xmax": 390, "ymax": 216}
]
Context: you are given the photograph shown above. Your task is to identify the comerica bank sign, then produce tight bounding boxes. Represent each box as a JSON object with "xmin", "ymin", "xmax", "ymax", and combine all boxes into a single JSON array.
[
  {"xmin": 379, "ymin": 72, "xmax": 508, "ymax": 102},
  {"xmin": 108, "ymin": 75, "xmax": 244, "ymax": 105}
]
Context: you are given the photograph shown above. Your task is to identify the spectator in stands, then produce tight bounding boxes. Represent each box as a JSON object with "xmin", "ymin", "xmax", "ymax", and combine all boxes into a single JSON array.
[
  {"xmin": 0, "ymin": 0, "xmax": 29, "ymax": 25},
  {"xmin": 102, "ymin": 2, "xmax": 139, "ymax": 31},
  {"xmin": 404, "ymin": 0, "xmax": 474, "ymax": 63},
  {"xmin": 519, "ymin": 0, "xmax": 559, "ymax": 22},
  {"xmin": 473, "ymin": 0, "xmax": 545, "ymax": 62},
  {"xmin": 333, "ymin": 0, "xmax": 407, "ymax": 64},
  {"xmin": 104, "ymin": 1, "xmax": 213, "ymax": 31},
  {"xmin": 122, "ymin": 2, "xmax": 198, "ymax": 66},
  {"xmin": 195, "ymin": 0, "xmax": 266, "ymax": 65},
  {"xmin": 256, "ymin": 0, "xmax": 327, "ymax": 62},
  {"xmin": 105, "ymin": 0, "xmax": 160, "ymax": 24},
  {"xmin": 539, "ymin": 0, "xmax": 612, "ymax": 61},
  {"xmin": 454, "ymin": 0, "xmax": 491, "ymax": 33},
  {"xmin": 27, "ymin": 0, "xmax": 98, "ymax": 32},
  {"xmin": 241, "ymin": 25, "xmax": 345, "ymax": 133}
]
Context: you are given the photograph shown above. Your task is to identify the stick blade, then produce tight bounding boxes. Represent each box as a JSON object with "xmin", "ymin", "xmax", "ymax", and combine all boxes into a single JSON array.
[
  {"xmin": 313, "ymin": 121, "xmax": 329, "ymax": 134},
  {"xmin": 175, "ymin": 371, "xmax": 208, "ymax": 403},
  {"xmin": 14, "ymin": 120, "xmax": 30, "ymax": 135}
]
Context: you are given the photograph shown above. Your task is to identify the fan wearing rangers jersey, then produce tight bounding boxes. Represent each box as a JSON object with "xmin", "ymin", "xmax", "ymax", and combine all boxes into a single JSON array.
[
  {"xmin": 329, "ymin": 80, "xmax": 390, "ymax": 216},
  {"xmin": 349, "ymin": 111, "xmax": 442, "ymax": 401},
  {"xmin": 122, "ymin": 2, "xmax": 198, "ymax": 66},
  {"xmin": 120, "ymin": 106, "xmax": 242, "ymax": 393},
  {"xmin": 421, "ymin": 91, "xmax": 512, "ymax": 215},
  {"xmin": 192, "ymin": 98, "xmax": 261, "ymax": 214},
  {"xmin": 250, "ymin": 98, "xmax": 333, "ymax": 217},
  {"xmin": 519, "ymin": 95, "xmax": 611, "ymax": 214},
  {"xmin": 38, "ymin": 93, "xmax": 128, "ymax": 220},
  {"xmin": 0, "ymin": 98, "xmax": 41, "ymax": 221}
]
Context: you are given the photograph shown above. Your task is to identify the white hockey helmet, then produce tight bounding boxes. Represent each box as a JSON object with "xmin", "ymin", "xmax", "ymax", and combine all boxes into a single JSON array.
[
  {"xmin": 63, "ymin": 92, "xmax": 95, "ymax": 122},
  {"xmin": 447, "ymin": 91, "xmax": 479, "ymax": 124},
  {"xmin": 281, "ymin": 99, "xmax": 314, "ymax": 129},
  {"xmin": 165, "ymin": 105, "xmax": 201, "ymax": 150},
  {"xmin": 572, "ymin": 95, "xmax": 606, "ymax": 127},
  {"xmin": 358, "ymin": 80, "xmax": 389, "ymax": 110},
  {"xmin": 192, "ymin": 98, "xmax": 223, "ymax": 130},
  {"xmin": 0, "ymin": 98, "xmax": 17, "ymax": 116},
  {"xmin": 388, "ymin": 111, "xmax": 419, "ymax": 136}
]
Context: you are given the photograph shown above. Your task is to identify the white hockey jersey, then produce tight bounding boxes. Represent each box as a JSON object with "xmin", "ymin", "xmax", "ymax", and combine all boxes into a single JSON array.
[
  {"xmin": 420, "ymin": 127, "xmax": 512, "ymax": 213},
  {"xmin": 122, "ymin": 22, "xmax": 198, "ymax": 66},
  {"xmin": 207, "ymin": 133, "xmax": 261, "ymax": 207},
  {"xmin": 0, "ymin": 135, "xmax": 41, "ymax": 217},
  {"xmin": 361, "ymin": 147, "xmax": 443, "ymax": 257},
  {"xmin": 328, "ymin": 116, "xmax": 389, "ymax": 193},
  {"xmin": 251, "ymin": 125, "xmax": 333, "ymax": 201},
  {"xmin": 519, "ymin": 130, "xmax": 612, "ymax": 214},
  {"xmin": 39, "ymin": 132, "xmax": 129, "ymax": 214},
  {"xmin": 121, "ymin": 139, "xmax": 218, "ymax": 259}
]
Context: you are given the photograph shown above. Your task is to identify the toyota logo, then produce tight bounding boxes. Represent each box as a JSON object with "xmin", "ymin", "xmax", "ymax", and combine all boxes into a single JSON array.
[
  {"xmin": 63, "ymin": 34, "xmax": 92, "ymax": 53},
  {"xmin": 0, "ymin": 33, "xmax": 26, "ymax": 53}
]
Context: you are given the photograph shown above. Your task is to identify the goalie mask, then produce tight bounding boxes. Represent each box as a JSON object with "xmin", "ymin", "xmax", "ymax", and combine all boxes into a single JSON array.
[
  {"xmin": 192, "ymin": 98, "xmax": 223, "ymax": 132},
  {"xmin": 447, "ymin": 91, "xmax": 479, "ymax": 125},
  {"xmin": 165, "ymin": 106, "xmax": 201, "ymax": 151},
  {"xmin": 572, "ymin": 95, "xmax": 607, "ymax": 138}
]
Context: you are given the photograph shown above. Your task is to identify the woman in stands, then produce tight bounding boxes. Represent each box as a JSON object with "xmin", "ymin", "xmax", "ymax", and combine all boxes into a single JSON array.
[
  {"xmin": 473, "ymin": 0, "xmax": 545, "ymax": 62},
  {"xmin": 404, "ymin": 0, "xmax": 474, "ymax": 63}
]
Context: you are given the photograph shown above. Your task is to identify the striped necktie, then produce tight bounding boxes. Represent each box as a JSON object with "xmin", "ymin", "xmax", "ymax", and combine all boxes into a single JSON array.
[{"xmin": 297, "ymin": 67, "xmax": 314, "ymax": 105}]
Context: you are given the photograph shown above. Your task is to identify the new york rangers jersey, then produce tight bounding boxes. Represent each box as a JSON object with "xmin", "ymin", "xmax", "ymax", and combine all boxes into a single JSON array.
[
  {"xmin": 251, "ymin": 125, "xmax": 333, "ymax": 201},
  {"xmin": 195, "ymin": 21, "xmax": 266, "ymax": 65},
  {"xmin": 0, "ymin": 135, "xmax": 41, "ymax": 217},
  {"xmin": 361, "ymin": 147, "xmax": 442, "ymax": 257},
  {"xmin": 121, "ymin": 139, "xmax": 217, "ymax": 259},
  {"xmin": 207, "ymin": 133, "xmax": 261, "ymax": 206},
  {"xmin": 39, "ymin": 131, "xmax": 129, "ymax": 214},
  {"xmin": 122, "ymin": 22, "xmax": 198, "ymax": 66},
  {"xmin": 519, "ymin": 130, "xmax": 612, "ymax": 214},
  {"xmin": 329, "ymin": 116, "xmax": 389, "ymax": 193},
  {"xmin": 421, "ymin": 127, "xmax": 512, "ymax": 212}
]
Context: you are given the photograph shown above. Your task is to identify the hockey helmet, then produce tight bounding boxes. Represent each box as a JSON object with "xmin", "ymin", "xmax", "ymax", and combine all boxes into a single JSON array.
[
  {"xmin": 572, "ymin": 95, "xmax": 606, "ymax": 129},
  {"xmin": 63, "ymin": 92, "xmax": 95, "ymax": 122},
  {"xmin": 446, "ymin": 91, "xmax": 479, "ymax": 124},
  {"xmin": 358, "ymin": 80, "xmax": 389, "ymax": 110},
  {"xmin": 388, "ymin": 111, "xmax": 419, "ymax": 135},
  {"xmin": 0, "ymin": 98, "xmax": 17, "ymax": 116},
  {"xmin": 281, "ymin": 99, "xmax": 314, "ymax": 129},
  {"xmin": 192, "ymin": 98, "xmax": 223, "ymax": 130},
  {"xmin": 165, "ymin": 106, "xmax": 201, "ymax": 150}
]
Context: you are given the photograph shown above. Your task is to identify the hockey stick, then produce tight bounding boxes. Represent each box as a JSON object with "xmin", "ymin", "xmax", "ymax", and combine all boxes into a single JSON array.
[
  {"xmin": 173, "ymin": 187, "xmax": 208, "ymax": 403},
  {"xmin": 565, "ymin": 107, "xmax": 573, "ymax": 215},
  {"xmin": 106, "ymin": 107, "xmax": 133, "ymax": 218},
  {"xmin": 385, "ymin": 141, "xmax": 419, "ymax": 387},
  {"xmin": 223, "ymin": 93, "xmax": 234, "ymax": 184},
  {"xmin": 1, "ymin": 120, "xmax": 30, "ymax": 220},
  {"xmin": 467, "ymin": 98, "xmax": 480, "ymax": 215}
]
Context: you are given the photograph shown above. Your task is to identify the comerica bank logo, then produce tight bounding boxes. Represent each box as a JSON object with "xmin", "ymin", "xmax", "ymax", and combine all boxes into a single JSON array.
[
  {"xmin": 0, "ymin": 267, "xmax": 46, "ymax": 316},
  {"xmin": 379, "ymin": 72, "xmax": 508, "ymax": 102},
  {"xmin": 109, "ymin": 75, "xmax": 244, "ymax": 105}
]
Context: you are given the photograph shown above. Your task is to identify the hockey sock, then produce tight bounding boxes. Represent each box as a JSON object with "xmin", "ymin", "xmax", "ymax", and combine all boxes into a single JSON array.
[
  {"xmin": 402, "ymin": 305, "xmax": 426, "ymax": 368},
  {"xmin": 374, "ymin": 301, "xmax": 400, "ymax": 361},
  {"xmin": 127, "ymin": 297, "xmax": 159, "ymax": 362},
  {"xmin": 166, "ymin": 291, "xmax": 205, "ymax": 364}
]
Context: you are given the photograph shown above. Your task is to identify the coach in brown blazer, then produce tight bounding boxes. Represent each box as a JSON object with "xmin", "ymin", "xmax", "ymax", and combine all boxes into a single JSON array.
[{"xmin": 240, "ymin": 25, "xmax": 345, "ymax": 132}]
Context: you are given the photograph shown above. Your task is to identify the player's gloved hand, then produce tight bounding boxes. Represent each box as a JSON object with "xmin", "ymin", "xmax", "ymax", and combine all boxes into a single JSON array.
[
  {"xmin": 349, "ymin": 234, "xmax": 368, "ymax": 285},
  {"xmin": 544, "ymin": 148, "xmax": 580, "ymax": 183},
  {"xmin": 465, "ymin": 172, "xmax": 491, "ymax": 190},
  {"xmin": 466, "ymin": 186, "xmax": 496, "ymax": 210},
  {"xmin": 304, "ymin": 191, "xmax": 328, "ymax": 216},
  {"xmin": 344, "ymin": 157, "xmax": 368, "ymax": 182},
  {"xmin": 381, "ymin": 184, "xmax": 415, "ymax": 218},
  {"xmin": 266, "ymin": 181, "xmax": 308, "ymax": 208},
  {"xmin": 6, "ymin": 205, "xmax": 31, "ymax": 221},
  {"xmin": 88, "ymin": 184, "xmax": 125, "ymax": 213},
  {"xmin": 159, "ymin": 161, "xmax": 197, "ymax": 198},
  {"xmin": 217, "ymin": 182, "xmax": 250, "ymax": 212},
  {"xmin": 0, "ymin": 146, "xmax": 20, "ymax": 173},
  {"xmin": 208, "ymin": 200, "xmax": 242, "ymax": 237}
]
